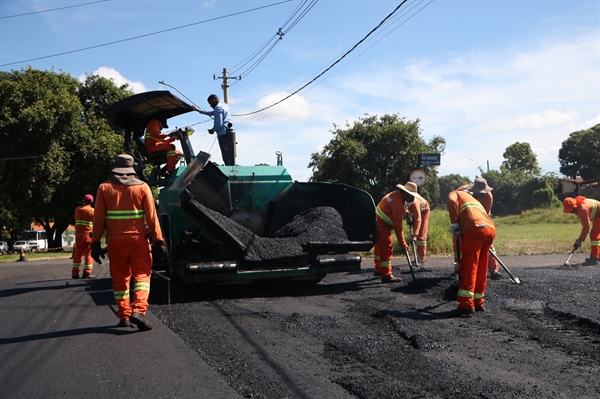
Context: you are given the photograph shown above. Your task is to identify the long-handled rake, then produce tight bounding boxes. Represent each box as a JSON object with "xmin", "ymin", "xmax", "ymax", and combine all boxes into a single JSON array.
[
  {"xmin": 560, "ymin": 246, "xmax": 578, "ymax": 269},
  {"xmin": 489, "ymin": 250, "xmax": 521, "ymax": 284}
]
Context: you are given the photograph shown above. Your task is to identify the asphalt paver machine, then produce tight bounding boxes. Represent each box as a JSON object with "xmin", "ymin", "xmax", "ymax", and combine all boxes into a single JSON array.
[{"xmin": 106, "ymin": 91, "xmax": 377, "ymax": 284}]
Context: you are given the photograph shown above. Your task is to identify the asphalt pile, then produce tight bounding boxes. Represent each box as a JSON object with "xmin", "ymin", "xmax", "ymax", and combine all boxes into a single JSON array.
[{"xmin": 195, "ymin": 202, "xmax": 349, "ymax": 261}]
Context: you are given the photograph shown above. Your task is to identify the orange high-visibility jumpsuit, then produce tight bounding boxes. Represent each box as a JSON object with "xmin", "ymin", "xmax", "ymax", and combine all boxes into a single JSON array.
[
  {"xmin": 145, "ymin": 119, "xmax": 181, "ymax": 173},
  {"xmin": 452, "ymin": 185, "xmax": 499, "ymax": 273},
  {"xmin": 92, "ymin": 181, "xmax": 163, "ymax": 321},
  {"xmin": 72, "ymin": 204, "xmax": 94, "ymax": 277},
  {"xmin": 448, "ymin": 190, "xmax": 496, "ymax": 311},
  {"xmin": 573, "ymin": 196, "xmax": 600, "ymax": 259},
  {"xmin": 374, "ymin": 191, "xmax": 409, "ymax": 279},
  {"xmin": 407, "ymin": 197, "xmax": 430, "ymax": 264}
]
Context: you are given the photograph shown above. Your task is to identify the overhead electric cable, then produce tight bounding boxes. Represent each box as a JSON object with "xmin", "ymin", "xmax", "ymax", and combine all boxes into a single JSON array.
[
  {"xmin": 0, "ymin": 0, "xmax": 108, "ymax": 19},
  {"xmin": 0, "ymin": 0, "xmax": 291, "ymax": 67},
  {"xmin": 232, "ymin": 0, "xmax": 408, "ymax": 117},
  {"xmin": 228, "ymin": 0, "xmax": 318, "ymax": 79}
]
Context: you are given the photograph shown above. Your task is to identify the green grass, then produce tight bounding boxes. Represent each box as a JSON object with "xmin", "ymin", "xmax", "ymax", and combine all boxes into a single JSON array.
[{"xmin": 0, "ymin": 251, "xmax": 72, "ymax": 263}]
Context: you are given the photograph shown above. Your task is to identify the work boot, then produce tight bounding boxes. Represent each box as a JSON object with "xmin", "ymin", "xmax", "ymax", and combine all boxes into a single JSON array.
[
  {"xmin": 130, "ymin": 312, "xmax": 153, "ymax": 331},
  {"xmin": 381, "ymin": 275, "xmax": 401, "ymax": 283},
  {"xmin": 451, "ymin": 307, "xmax": 475, "ymax": 317},
  {"xmin": 581, "ymin": 257, "xmax": 599, "ymax": 266},
  {"xmin": 373, "ymin": 270, "xmax": 381, "ymax": 277},
  {"xmin": 475, "ymin": 305, "xmax": 485, "ymax": 312},
  {"xmin": 81, "ymin": 274, "xmax": 95, "ymax": 279},
  {"xmin": 489, "ymin": 270, "xmax": 501, "ymax": 280},
  {"xmin": 116, "ymin": 319, "xmax": 131, "ymax": 328},
  {"xmin": 71, "ymin": 274, "xmax": 80, "ymax": 279}
]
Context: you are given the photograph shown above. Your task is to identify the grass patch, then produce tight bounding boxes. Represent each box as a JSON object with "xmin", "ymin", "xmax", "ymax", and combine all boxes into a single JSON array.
[{"xmin": 0, "ymin": 251, "xmax": 72, "ymax": 263}]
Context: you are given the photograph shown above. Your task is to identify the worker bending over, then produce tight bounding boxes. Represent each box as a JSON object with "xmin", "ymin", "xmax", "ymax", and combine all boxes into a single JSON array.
[
  {"xmin": 404, "ymin": 182, "xmax": 430, "ymax": 265},
  {"xmin": 563, "ymin": 196, "xmax": 599, "ymax": 266},
  {"xmin": 448, "ymin": 185, "xmax": 496, "ymax": 316}
]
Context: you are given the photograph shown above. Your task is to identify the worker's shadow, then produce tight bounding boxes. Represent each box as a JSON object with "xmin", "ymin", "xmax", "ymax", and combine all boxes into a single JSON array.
[{"xmin": 0, "ymin": 325, "xmax": 138, "ymax": 345}]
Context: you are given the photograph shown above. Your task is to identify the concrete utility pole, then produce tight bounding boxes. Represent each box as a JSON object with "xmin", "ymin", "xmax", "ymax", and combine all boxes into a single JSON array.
[{"xmin": 213, "ymin": 68, "xmax": 240, "ymax": 104}]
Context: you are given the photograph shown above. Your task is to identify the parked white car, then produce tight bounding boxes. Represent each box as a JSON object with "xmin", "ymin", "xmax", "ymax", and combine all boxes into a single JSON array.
[
  {"xmin": 13, "ymin": 241, "xmax": 30, "ymax": 252},
  {"xmin": 0, "ymin": 241, "xmax": 8, "ymax": 254}
]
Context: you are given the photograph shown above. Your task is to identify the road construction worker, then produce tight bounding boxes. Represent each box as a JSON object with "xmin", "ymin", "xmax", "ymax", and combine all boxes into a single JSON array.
[
  {"xmin": 448, "ymin": 185, "xmax": 496, "ymax": 316},
  {"xmin": 453, "ymin": 177, "xmax": 501, "ymax": 279},
  {"xmin": 196, "ymin": 94, "xmax": 232, "ymax": 165},
  {"xmin": 404, "ymin": 182, "xmax": 430, "ymax": 264},
  {"xmin": 91, "ymin": 154, "xmax": 167, "ymax": 330},
  {"xmin": 72, "ymin": 194, "xmax": 94, "ymax": 279},
  {"xmin": 563, "ymin": 196, "xmax": 600, "ymax": 266},
  {"xmin": 374, "ymin": 184, "xmax": 423, "ymax": 283},
  {"xmin": 145, "ymin": 118, "xmax": 181, "ymax": 175}
]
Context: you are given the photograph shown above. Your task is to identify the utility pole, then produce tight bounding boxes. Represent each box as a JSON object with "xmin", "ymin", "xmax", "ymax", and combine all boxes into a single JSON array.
[{"xmin": 213, "ymin": 68, "xmax": 241, "ymax": 104}]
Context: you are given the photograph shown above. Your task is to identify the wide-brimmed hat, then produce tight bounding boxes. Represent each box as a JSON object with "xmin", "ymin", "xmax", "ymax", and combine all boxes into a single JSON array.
[
  {"xmin": 466, "ymin": 177, "xmax": 493, "ymax": 194},
  {"xmin": 111, "ymin": 154, "xmax": 137, "ymax": 174},
  {"xmin": 82, "ymin": 194, "xmax": 94, "ymax": 203},
  {"xmin": 395, "ymin": 183, "xmax": 424, "ymax": 201}
]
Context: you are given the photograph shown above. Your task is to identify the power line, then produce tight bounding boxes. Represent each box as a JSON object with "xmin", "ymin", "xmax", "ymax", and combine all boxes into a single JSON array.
[
  {"xmin": 0, "ymin": 0, "xmax": 291, "ymax": 67},
  {"xmin": 228, "ymin": 0, "xmax": 318, "ymax": 79},
  {"xmin": 232, "ymin": 0, "xmax": 409, "ymax": 117},
  {"xmin": 0, "ymin": 0, "xmax": 108, "ymax": 19}
]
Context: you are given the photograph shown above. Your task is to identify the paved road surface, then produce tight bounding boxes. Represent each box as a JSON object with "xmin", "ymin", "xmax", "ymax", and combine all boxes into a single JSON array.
[{"xmin": 0, "ymin": 258, "xmax": 243, "ymax": 399}]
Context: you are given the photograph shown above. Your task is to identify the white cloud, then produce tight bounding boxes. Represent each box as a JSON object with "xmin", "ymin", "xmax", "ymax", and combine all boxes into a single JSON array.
[{"xmin": 79, "ymin": 67, "xmax": 147, "ymax": 93}]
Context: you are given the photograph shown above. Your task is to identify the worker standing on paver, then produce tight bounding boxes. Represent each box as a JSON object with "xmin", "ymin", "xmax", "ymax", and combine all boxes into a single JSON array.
[
  {"xmin": 448, "ymin": 185, "xmax": 496, "ymax": 316},
  {"xmin": 374, "ymin": 184, "xmax": 422, "ymax": 283},
  {"xmin": 453, "ymin": 178, "xmax": 501, "ymax": 279},
  {"xmin": 91, "ymin": 154, "xmax": 166, "ymax": 330},
  {"xmin": 563, "ymin": 196, "xmax": 600, "ymax": 266},
  {"xmin": 404, "ymin": 182, "xmax": 430, "ymax": 265},
  {"xmin": 72, "ymin": 194, "xmax": 95, "ymax": 279},
  {"xmin": 145, "ymin": 119, "xmax": 181, "ymax": 175}
]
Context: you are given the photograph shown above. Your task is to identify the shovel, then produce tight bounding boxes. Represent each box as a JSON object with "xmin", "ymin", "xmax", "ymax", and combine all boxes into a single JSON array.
[
  {"xmin": 407, "ymin": 216, "xmax": 420, "ymax": 267},
  {"xmin": 489, "ymin": 250, "xmax": 521, "ymax": 284},
  {"xmin": 404, "ymin": 248, "xmax": 417, "ymax": 281},
  {"xmin": 560, "ymin": 246, "xmax": 577, "ymax": 269}
]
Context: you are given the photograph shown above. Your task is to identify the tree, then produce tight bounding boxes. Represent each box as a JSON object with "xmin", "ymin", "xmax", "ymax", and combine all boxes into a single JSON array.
[
  {"xmin": 308, "ymin": 114, "xmax": 445, "ymax": 202},
  {"xmin": 0, "ymin": 67, "xmax": 132, "ymax": 249},
  {"xmin": 502, "ymin": 142, "xmax": 541, "ymax": 175},
  {"xmin": 437, "ymin": 174, "xmax": 471, "ymax": 208},
  {"xmin": 558, "ymin": 124, "xmax": 600, "ymax": 179}
]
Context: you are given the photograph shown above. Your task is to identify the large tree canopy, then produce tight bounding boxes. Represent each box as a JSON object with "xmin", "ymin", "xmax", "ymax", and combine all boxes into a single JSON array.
[
  {"xmin": 502, "ymin": 142, "xmax": 541, "ymax": 175},
  {"xmin": 558, "ymin": 124, "xmax": 600, "ymax": 180},
  {"xmin": 308, "ymin": 114, "xmax": 445, "ymax": 202},
  {"xmin": 0, "ymin": 67, "xmax": 132, "ymax": 248}
]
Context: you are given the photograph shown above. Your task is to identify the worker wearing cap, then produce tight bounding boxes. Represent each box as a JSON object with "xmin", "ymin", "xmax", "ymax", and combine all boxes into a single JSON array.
[
  {"xmin": 72, "ymin": 194, "xmax": 95, "ymax": 279},
  {"xmin": 145, "ymin": 119, "xmax": 181, "ymax": 175},
  {"xmin": 404, "ymin": 182, "xmax": 430, "ymax": 264},
  {"xmin": 91, "ymin": 154, "xmax": 167, "ymax": 330},
  {"xmin": 448, "ymin": 183, "xmax": 496, "ymax": 316},
  {"xmin": 453, "ymin": 178, "xmax": 501, "ymax": 279},
  {"xmin": 196, "ymin": 94, "xmax": 232, "ymax": 166},
  {"xmin": 563, "ymin": 196, "xmax": 600, "ymax": 266},
  {"xmin": 373, "ymin": 184, "xmax": 419, "ymax": 283}
]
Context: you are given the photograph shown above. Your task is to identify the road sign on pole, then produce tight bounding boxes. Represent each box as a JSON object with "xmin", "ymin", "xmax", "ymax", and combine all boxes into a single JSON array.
[{"xmin": 410, "ymin": 169, "xmax": 427, "ymax": 187}]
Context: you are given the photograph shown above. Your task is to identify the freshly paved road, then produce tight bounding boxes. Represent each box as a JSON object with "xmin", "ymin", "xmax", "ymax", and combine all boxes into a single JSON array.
[{"xmin": 0, "ymin": 258, "xmax": 243, "ymax": 399}]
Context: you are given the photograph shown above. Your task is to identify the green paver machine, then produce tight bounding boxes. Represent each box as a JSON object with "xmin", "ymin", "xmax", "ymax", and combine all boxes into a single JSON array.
[{"xmin": 106, "ymin": 91, "xmax": 376, "ymax": 284}]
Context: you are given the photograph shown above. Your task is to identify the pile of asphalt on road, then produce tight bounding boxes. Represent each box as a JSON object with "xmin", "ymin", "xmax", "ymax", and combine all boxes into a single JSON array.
[{"xmin": 194, "ymin": 201, "xmax": 349, "ymax": 262}]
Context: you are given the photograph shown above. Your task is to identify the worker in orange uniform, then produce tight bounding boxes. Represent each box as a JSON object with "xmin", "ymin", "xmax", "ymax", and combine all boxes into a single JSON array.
[
  {"xmin": 448, "ymin": 184, "xmax": 496, "ymax": 316},
  {"xmin": 145, "ymin": 119, "xmax": 181, "ymax": 175},
  {"xmin": 72, "ymin": 194, "xmax": 95, "ymax": 279},
  {"xmin": 404, "ymin": 182, "xmax": 430, "ymax": 265},
  {"xmin": 563, "ymin": 196, "xmax": 600, "ymax": 266},
  {"xmin": 452, "ymin": 178, "xmax": 501, "ymax": 279},
  {"xmin": 373, "ymin": 184, "xmax": 422, "ymax": 283},
  {"xmin": 91, "ymin": 154, "xmax": 167, "ymax": 330}
]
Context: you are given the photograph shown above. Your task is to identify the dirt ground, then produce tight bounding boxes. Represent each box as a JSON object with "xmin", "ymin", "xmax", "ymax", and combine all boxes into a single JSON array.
[{"xmin": 150, "ymin": 254, "xmax": 599, "ymax": 399}]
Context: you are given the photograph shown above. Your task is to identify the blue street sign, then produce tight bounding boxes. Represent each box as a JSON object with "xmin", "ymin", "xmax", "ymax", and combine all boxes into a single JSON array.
[{"xmin": 419, "ymin": 153, "xmax": 441, "ymax": 166}]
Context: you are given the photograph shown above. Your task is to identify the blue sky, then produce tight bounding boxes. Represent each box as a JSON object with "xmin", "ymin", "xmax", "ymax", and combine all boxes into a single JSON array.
[{"xmin": 1, "ymin": 0, "xmax": 598, "ymax": 183}]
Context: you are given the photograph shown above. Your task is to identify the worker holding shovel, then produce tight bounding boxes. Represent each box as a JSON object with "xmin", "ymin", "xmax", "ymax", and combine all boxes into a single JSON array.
[
  {"xmin": 448, "ymin": 183, "xmax": 496, "ymax": 317},
  {"xmin": 563, "ymin": 196, "xmax": 600, "ymax": 266},
  {"xmin": 404, "ymin": 182, "xmax": 430, "ymax": 265}
]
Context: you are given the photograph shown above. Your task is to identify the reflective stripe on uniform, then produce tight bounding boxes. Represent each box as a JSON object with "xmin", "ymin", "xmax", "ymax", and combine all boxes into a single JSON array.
[
  {"xmin": 106, "ymin": 210, "xmax": 144, "ymax": 220},
  {"xmin": 75, "ymin": 220, "xmax": 93, "ymax": 226},
  {"xmin": 376, "ymin": 205, "xmax": 394, "ymax": 227},
  {"xmin": 416, "ymin": 240, "xmax": 426, "ymax": 247},
  {"xmin": 457, "ymin": 288, "xmax": 474, "ymax": 298},
  {"xmin": 591, "ymin": 240, "xmax": 600, "ymax": 247},
  {"xmin": 458, "ymin": 201, "xmax": 486, "ymax": 214},
  {"xmin": 83, "ymin": 264, "xmax": 93, "ymax": 270},
  {"xmin": 72, "ymin": 262, "xmax": 81, "ymax": 267},
  {"xmin": 133, "ymin": 282, "xmax": 150, "ymax": 291},
  {"xmin": 474, "ymin": 292, "xmax": 484, "ymax": 299},
  {"xmin": 144, "ymin": 133, "xmax": 160, "ymax": 142},
  {"xmin": 374, "ymin": 254, "xmax": 380, "ymax": 261},
  {"xmin": 114, "ymin": 290, "xmax": 130, "ymax": 300},
  {"xmin": 380, "ymin": 260, "xmax": 391, "ymax": 267},
  {"xmin": 591, "ymin": 201, "xmax": 598, "ymax": 221}
]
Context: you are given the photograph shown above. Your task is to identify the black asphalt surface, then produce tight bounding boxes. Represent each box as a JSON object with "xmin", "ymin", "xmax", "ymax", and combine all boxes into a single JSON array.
[{"xmin": 0, "ymin": 258, "xmax": 243, "ymax": 399}]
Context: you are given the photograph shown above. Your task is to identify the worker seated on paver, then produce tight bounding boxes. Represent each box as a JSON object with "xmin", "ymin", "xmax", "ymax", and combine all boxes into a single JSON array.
[{"xmin": 145, "ymin": 119, "xmax": 181, "ymax": 175}]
